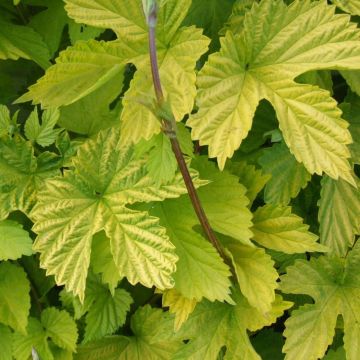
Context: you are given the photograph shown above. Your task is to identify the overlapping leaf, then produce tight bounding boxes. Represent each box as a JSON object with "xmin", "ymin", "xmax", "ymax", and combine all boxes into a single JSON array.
[
  {"xmin": 151, "ymin": 198, "xmax": 232, "ymax": 302},
  {"xmin": 120, "ymin": 22, "xmax": 209, "ymax": 144},
  {"xmin": 24, "ymin": 108, "xmax": 62, "ymax": 147},
  {"xmin": 0, "ymin": 262, "xmax": 30, "ymax": 334},
  {"xmin": 252, "ymin": 205, "xmax": 327, "ymax": 254},
  {"xmin": 0, "ymin": 324, "xmax": 12, "ymax": 360},
  {"xmin": 13, "ymin": 307, "xmax": 78, "ymax": 360},
  {"xmin": 174, "ymin": 288, "xmax": 292, "ymax": 360},
  {"xmin": 67, "ymin": 0, "xmax": 210, "ymax": 143},
  {"xmin": 0, "ymin": 136, "xmax": 59, "ymax": 220},
  {"xmin": 259, "ymin": 143, "xmax": 311, "ymax": 205},
  {"xmin": 31, "ymin": 127, "xmax": 201, "ymax": 300},
  {"xmin": 162, "ymin": 289, "xmax": 197, "ymax": 331},
  {"xmin": 222, "ymin": 239, "xmax": 278, "ymax": 314},
  {"xmin": 0, "ymin": 220, "xmax": 33, "ymax": 260},
  {"xmin": 82, "ymin": 275, "xmax": 133, "ymax": 342},
  {"xmin": 188, "ymin": 0, "xmax": 360, "ymax": 183},
  {"xmin": 281, "ymin": 242, "xmax": 360, "ymax": 360},
  {"xmin": 226, "ymin": 161, "xmax": 270, "ymax": 205},
  {"xmin": 150, "ymin": 157, "xmax": 253, "ymax": 302},
  {"xmin": 0, "ymin": 19, "xmax": 50, "ymax": 69},
  {"xmin": 318, "ymin": 176, "xmax": 360, "ymax": 256},
  {"xmin": 76, "ymin": 305, "xmax": 182, "ymax": 360},
  {"xmin": 331, "ymin": 0, "xmax": 360, "ymax": 15},
  {"xmin": 16, "ymin": 40, "xmax": 133, "ymax": 108}
]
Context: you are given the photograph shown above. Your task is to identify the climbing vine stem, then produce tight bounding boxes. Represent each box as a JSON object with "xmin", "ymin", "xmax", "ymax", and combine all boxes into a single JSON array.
[{"xmin": 146, "ymin": 2, "xmax": 228, "ymax": 263}]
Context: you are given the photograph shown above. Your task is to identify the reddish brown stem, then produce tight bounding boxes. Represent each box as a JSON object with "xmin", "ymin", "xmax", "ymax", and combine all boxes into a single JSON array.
[{"xmin": 147, "ymin": 6, "xmax": 227, "ymax": 261}]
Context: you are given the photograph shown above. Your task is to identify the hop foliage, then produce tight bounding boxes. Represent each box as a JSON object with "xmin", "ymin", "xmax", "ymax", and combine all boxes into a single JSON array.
[{"xmin": 0, "ymin": 0, "xmax": 359, "ymax": 359}]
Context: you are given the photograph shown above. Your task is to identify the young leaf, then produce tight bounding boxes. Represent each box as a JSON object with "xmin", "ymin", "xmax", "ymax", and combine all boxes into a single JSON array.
[
  {"xmin": 252, "ymin": 205, "xmax": 327, "ymax": 254},
  {"xmin": 0, "ymin": 19, "xmax": 51, "ymax": 69},
  {"xmin": 41, "ymin": 308, "xmax": 78, "ymax": 352},
  {"xmin": 12, "ymin": 318, "xmax": 52, "ymax": 360},
  {"xmin": 174, "ymin": 288, "xmax": 292, "ymax": 360},
  {"xmin": 0, "ymin": 262, "xmax": 30, "ymax": 334},
  {"xmin": 83, "ymin": 278, "xmax": 132, "ymax": 342},
  {"xmin": 76, "ymin": 305, "xmax": 182, "ymax": 360},
  {"xmin": 162, "ymin": 289, "xmax": 197, "ymax": 331},
  {"xmin": 31, "ymin": 127, "xmax": 200, "ymax": 300},
  {"xmin": 188, "ymin": 0, "xmax": 360, "ymax": 183},
  {"xmin": 0, "ymin": 324, "xmax": 13, "ymax": 360},
  {"xmin": 0, "ymin": 220, "xmax": 33, "ymax": 261},
  {"xmin": 13, "ymin": 308, "xmax": 78, "ymax": 359},
  {"xmin": 25, "ymin": 108, "xmax": 61, "ymax": 147},
  {"xmin": 258, "ymin": 142, "xmax": 311, "ymax": 205},
  {"xmin": 121, "ymin": 25, "xmax": 210, "ymax": 144},
  {"xmin": 318, "ymin": 176, "xmax": 360, "ymax": 256},
  {"xmin": 145, "ymin": 133, "xmax": 178, "ymax": 186},
  {"xmin": 281, "ymin": 243, "xmax": 360, "ymax": 360}
]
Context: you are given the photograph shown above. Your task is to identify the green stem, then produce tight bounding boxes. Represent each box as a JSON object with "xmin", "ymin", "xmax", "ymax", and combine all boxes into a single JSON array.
[{"xmin": 146, "ymin": 5, "xmax": 227, "ymax": 262}]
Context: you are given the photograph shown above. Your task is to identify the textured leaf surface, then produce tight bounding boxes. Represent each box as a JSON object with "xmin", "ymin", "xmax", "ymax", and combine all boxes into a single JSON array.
[
  {"xmin": 0, "ymin": 220, "xmax": 33, "ymax": 260},
  {"xmin": 174, "ymin": 289, "xmax": 292, "ymax": 360},
  {"xmin": 259, "ymin": 143, "xmax": 311, "ymax": 205},
  {"xmin": 318, "ymin": 176, "xmax": 360, "ymax": 256},
  {"xmin": 252, "ymin": 205, "xmax": 327, "ymax": 254},
  {"xmin": 0, "ymin": 262, "xmax": 30, "ymax": 334},
  {"xmin": 188, "ymin": 0, "xmax": 360, "ymax": 182},
  {"xmin": 281, "ymin": 243, "xmax": 360, "ymax": 360},
  {"xmin": 31, "ymin": 127, "xmax": 195, "ymax": 300},
  {"xmin": 76, "ymin": 305, "xmax": 182, "ymax": 360},
  {"xmin": 0, "ymin": 19, "xmax": 50, "ymax": 69}
]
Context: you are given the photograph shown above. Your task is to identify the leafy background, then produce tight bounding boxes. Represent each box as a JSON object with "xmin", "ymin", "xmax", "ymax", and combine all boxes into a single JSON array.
[{"xmin": 0, "ymin": 0, "xmax": 360, "ymax": 359}]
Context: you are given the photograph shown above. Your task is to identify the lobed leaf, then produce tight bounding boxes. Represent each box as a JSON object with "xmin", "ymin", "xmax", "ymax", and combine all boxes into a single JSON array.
[{"xmin": 188, "ymin": 0, "xmax": 360, "ymax": 183}]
